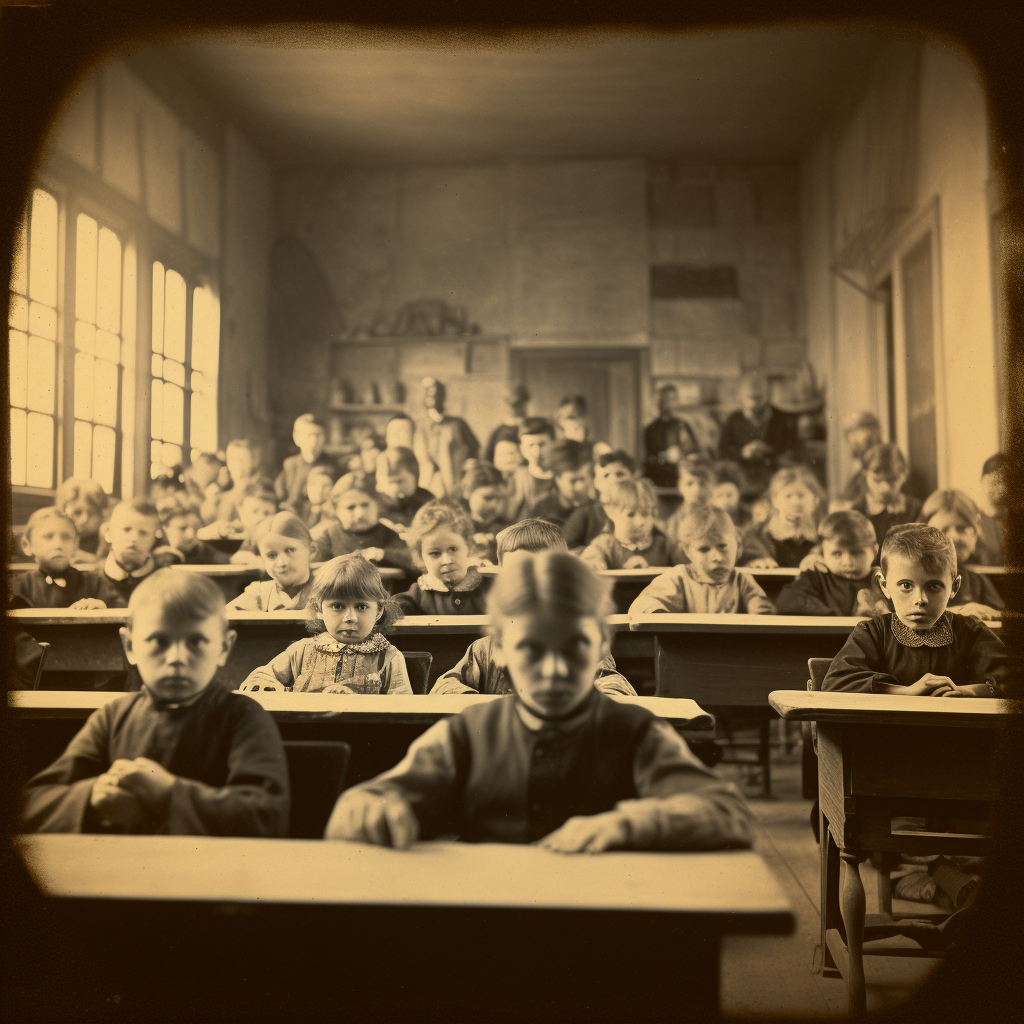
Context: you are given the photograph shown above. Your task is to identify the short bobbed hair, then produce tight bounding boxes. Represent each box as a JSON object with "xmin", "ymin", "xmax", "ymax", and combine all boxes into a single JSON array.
[
  {"xmin": 768, "ymin": 466, "xmax": 826, "ymax": 509},
  {"xmin": 596, "ymin": 449, "xmax": 636, "ymax": 473},
  {"xmin": 55, "ymin": 476, "xmax": 109, "ymax": 515},
  {"xmin": 459, "ymin": 459, "xmax": 505, "ymax": 499},
  {"xmin": 675, "ymin": 505, "xmax": 739, "ymax": 550},
  {"xmin": 861, "ymin": 442, "xmax": 908, "ymax": 478},
  {"xmin": 308, "ymin": 553, "xmax": 401, "ymax": 629},
  {"xmin": 254, "ymin": 511, "xmax": 312, "ymax": 550},
  {"xmin": 127, "ymin": 569, "xmax": 226, "ymax": 629},
  {"xmin": 919, "ymin": 489, "xmax": 981, "ymax": 530},
  {"xmin": 677, "ymin": 457, "xmax": 715, "ymax": 485},
  {"xmin": 544, "ymin": 439, "xmax": 592, "ymax": 477},
  {"xmin": 407, "ymin": 500, "xmax": 474, "ymax": 559},
  {"xmin": 602, "ymin": 477, "xmax": 658, "ymax": 515},
  {"xmin": 818, "ymin": 510, "xmax": 877, "ymax": 549},
  {"xmin": 518, "ymin": 416, "xmax": 555, "ymax": 440},
  {"xmin": 376, "ymin": 446, "xmax": 419, "ymax": 479},
  {"xmin": 495, "ymin": 518, "xmax": 568, "ymax": 563},
  {"xmin": 879, "ymin": 524, "xmax": 958, "ymax": 583}
]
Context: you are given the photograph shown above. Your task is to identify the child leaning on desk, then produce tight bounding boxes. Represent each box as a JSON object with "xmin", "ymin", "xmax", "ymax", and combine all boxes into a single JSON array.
[
  {"xmin": 21, "ymin": 570, "xmax": 289, "ymax": 836},
  {"xmin": 240, "ymin": 554, "xmax": 412, "ymax": 694},
  {"xmin": 431, "ymin": 518, "xmax": 637, "ymax": 696},
  {"xmin": 822, "ymin": 524, "xmax": 1008, "ymax": 696},
  {"xmin": 325, "ymin": 551, "xmax": 753, "ymax": 852}
]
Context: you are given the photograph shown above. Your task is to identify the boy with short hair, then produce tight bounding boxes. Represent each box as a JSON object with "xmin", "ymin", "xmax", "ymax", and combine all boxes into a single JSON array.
[
  {"xmin": 11, "ymin": 508, "xmax": 125, "ymax": 609},
  {"xmin": 374, "ymin": 446, "xmax": 433, "ymax": 530},
  {"xmin": 227, "ymin": 481, "xmax": 280, "ymax": 565},
  {"xmin": 304, "ymin": 464, "xmax": 339, "ymax": 530},
  {"xmin": 562, "ymin": 450, "xmax": 635, "ymax": 549},
  {"xmin": 776, "ymin": 510, "xmax": 881, "ymax": 617},
  {"xmin": 154, "ymin": 495, "xmax": 230, "ymax": 565},
  {"xmin": 822, "ymin": 524, "xmax": 1008, "ymax": 695},
  {"xmin": 21, "ymin": 570, "xmax": 290, "ymax": 835},
  {"xmin": 628, "ymin": 506, "xmax": 774, "ymax": 616},
  {"xmin": 531, "ymin": 439, "xmax": 594, "ymax": 529},
  {"xmin": 581, "ymin": 478, "xmax": 672, "ymax": 570},
  {"xmin": 432, "ymin": 518, "xmax": 637, "ymax": 696},
  {"xmin": 275, "ymin": 414, "xmax": 336, "ymax": 519},
  {"xmin": 505, "ymin": 417, "xmax": 557, "ymax": 521},
  {"xmin": 101, "ymin": 499, "xmax": 166, "ymax": 602}
]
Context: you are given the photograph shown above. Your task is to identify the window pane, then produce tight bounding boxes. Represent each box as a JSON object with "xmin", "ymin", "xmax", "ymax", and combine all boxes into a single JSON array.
[
  {"xmin": 28, "ymin": 190, "xmax": 58, "ymax": 307},
  {"xmin": 190, "ymin": 388, "xmax": 216, "ymax": 453},
  {"xmin": 152, "ymin": 353, "xmax": 163, "ymax": 378},
  {"xmin": 27, "ymin": 336, "xmax": 55, "ymax": 413},
  {"xmin": 76, "ymin": 214, "xmax": 98, "ymax": 324},
  {"xmin": 29, "ymin": 301, "xmax": 56, "ymax": 341},
  {"xmin": 96, "ymin": 227, "xmax": 122, "ymax": 333},
  {"xmin": 94, "ymin": 358, "xmax": 118, "ymax": 426},
  {"xmin": 9, "ymin": 329, "xmax": 27, "ymax": 407},
  {"xmin": 26, "ymin": 411, "xmax": 53, "ymax": 488},
  {"xmin": 163, "ymin": 381, "xmax": 184, "ymax": 444},
  {"xmin": 10, "ymin": 214, "xmax": 28, "ymax": 296},
  {"xmin": 164, "ymin": 269, "xmax": 186, "ymax": 363},
  {"xmin": 93, "ymin": 425, "xmax": 116, "ymax": 493},
  {"xmin": 161, "ymin": 442, "xmax": 182, "ymax": 468},
  {"xmin": 164, "ymin": 358, "xmax": 185, "ymax": 387},
  {"xmin": 10, "ymin": 409, "xmax": 26, "ymax": 486},
  {"xmin": 191, "ymin": 286, "xmax": 220, "ymax": 377},
  {"xmin": 74, "ymin": 419, "xmax": 93, "ymax": 478},
  {"xmin": 9, "ymin": 294, "xmax": 28, "ymax": 331},
  {"xmin": 74, "ymin": 352, "xmax": 95, "ymax": 421},
  {"xmin": 75, "ymin": 320, "xmax": 96, "ymax": 353},
  {"xmin": 151, "ymin": 382, "xmax": 163, "ymax": 442},
  {"xmin": 151, "ymin": 439, "xmax": 163, "ymax": 469},
  {"xmin": 96, "ymin": 328, "xmax": 120, "ymax": 364},
  {"xmin": 152, "ymin": 262, "xmax": 165, "ymax": 354}
]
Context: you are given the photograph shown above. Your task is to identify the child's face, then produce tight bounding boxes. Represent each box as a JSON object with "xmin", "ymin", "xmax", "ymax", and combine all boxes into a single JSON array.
[
  {"xmin": 23, "ymin": 518, "xmax": 77, "ymax": 573},
  {"xmin": 821, "ymin": 538, "xmax": 876, "ymax": 580},
  {"xmin": 981, "ymin": 469, "xmax": 1005, "ymax": 509},
  {"xmin": 493, "ymin": 440, "xmax": 524, "ymax": 476},
  {"xmin": 555, "ymin": 466, "xmax": 593, "ymax": 505},
  {"xmin": 604, "ymin": 504, "xmax": 655, "ymax": 547},
  {"xmin": 225, "ymin": 447, "xmax": 255, "ymax": 483},
  {"xmin": 258, "ymin": 530, "xmax": 312, "ymax": 589},
  {"xmin": 105, "ymin": 509, "xmax": 159, "ymax": 570},
  {"xmin": 238, "ymin": 497, "xmax": 277, "ymax": 535},
  {"xmin": 558, "ymin": 414, "xmax": 588, "ymax": 442},
  {"xmin": 63, "ymin": 499, "xmax": 103, "ymax": 538},
  {"xmin": 520, "ymin": 432, "xmax": 551, "ymax": 468},
  {"xmin": 468, "ymin": 485, "xmax": 506, "ymax": 525},
  {"xmin": 927, "ymin": 509, "xmax": 978, "ymax": 564},
  {"xmin": 684, "ymin": 527, "xmax": 739, "ymax": 584},
  {"xmin": 847, "ymin": 426, "xmax": 880, "ymax": 463},
  {"xmin": 164, "ymin": 513, "xmax": 201, "ymax": 554},
  {"xmin": 306, "ymin": 473, "xmax": 334, "ymax": 506},
  {"xmin": 377, "ymin": 469, "xmax": 417, "ymax": 501},
  {"xmin": 121, "ymin": 605, "xmax": 234, "ymax": 704},
  {"xmin": 335, "ymin": 490, "xmax": 378, "ymax": 533},
  {"xmin": 192, "ymin": 460, "xmax": 221, "ymax": 490},
  {"xmin": 496, "ymin": 608, "xmax": 605, "ymax": 722},
  {"xmin": 594, "ymin": 461, "xmax": 631, "ymax": 500},
  {"xmin": 420, "ymin": 526, "xmax": 470, "ymax": 586},
  {"xmin": 740, "ymin": 380, "xmax": 767, "ymax": 418},
  {"xmin": 320, "ymin": 595, "xmax": 381, "ymax": 645},
  {"xmin": 678, "ymin": 470, "xmax": 712, "ymax": 507},
  {"xmin": 864, "ymin": 469, "xmax": 905, "ymax": 505},
  {"xmin": 710, "ymin": 481, "xmax": 741, "ymax": 514},
  {"xmin": 879, "ymin": 553, "xmax": 958, "ymax": 631},
  {"xmin": 774, "ymin": 482, "xmax": 817, "ymax": 521},
  {"xmin": 295, "ymin": 423, "xmax": 326, "ymax": 463}
]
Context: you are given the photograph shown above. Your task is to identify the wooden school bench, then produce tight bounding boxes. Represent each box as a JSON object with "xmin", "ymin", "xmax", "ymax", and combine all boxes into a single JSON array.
[
  {"xmin": 768, "ymin": 689, "xmax": 1013, "ymax": 1016},
  {"xmin": 16, "ymin": 833, "xmax": 792, "ymax": 1020}
]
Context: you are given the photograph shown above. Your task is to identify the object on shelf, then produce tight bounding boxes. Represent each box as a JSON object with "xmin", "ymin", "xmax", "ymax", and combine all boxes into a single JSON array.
[
  {"xmin": 342, "ymin": 298, "xmax": 481, "ymax": 339},
  {"xmin": 330, "ymin": 378, "xmax": 353, "ymax": 405},
  {"xmin": 360, "ymin": 382, "xmax": 382, "ymax": 405},
  {"xmin": 388, "ymin": 380, "xmax": 406, "ymax": 404}
]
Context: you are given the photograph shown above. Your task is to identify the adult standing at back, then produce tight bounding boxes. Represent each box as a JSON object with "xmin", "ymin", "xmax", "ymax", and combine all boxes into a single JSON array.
[
  {"xmin": 644, "ymin": 383, "xmax": 700, "ymax": 487},
  {"xmin": 413, "ymin": 377, "xmax": 480, "ymax": 498}
]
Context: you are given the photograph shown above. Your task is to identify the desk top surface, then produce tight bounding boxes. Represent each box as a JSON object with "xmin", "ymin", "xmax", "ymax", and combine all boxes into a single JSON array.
[
  {"xmin": 633, "ymin": 613, "xmax": 1002, "ymax": 634},
  {"xmin": 7, "ymin": 690, "xmax": 715, "ymax": 728},
  {"xmin": 768, "ymin": 689, "xmax": 1016, "ymax": 727},
  {"xmin": 8, "ymin": 563, "xmax": 404, "ymax": 579},
  {"xmin": 477, "ymin": 565, "xmax": 804, "ymax": 580},
  {"xmin": 16, "ymin": 834, "xmax": 792, "ymax": 927}
]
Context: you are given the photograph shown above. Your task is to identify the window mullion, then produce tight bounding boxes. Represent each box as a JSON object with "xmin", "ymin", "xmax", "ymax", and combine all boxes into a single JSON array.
[
  {"xmin": 182, "ymin": 277, "xmax": 194, "ymax": 458},
  {"xmin": 60, "ymin": 193, "xmax": 78, "ymax": 488}
]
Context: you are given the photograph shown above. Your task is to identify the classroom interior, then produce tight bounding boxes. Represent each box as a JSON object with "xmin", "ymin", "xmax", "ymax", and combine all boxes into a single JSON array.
[{"xmin": 5, "ymin": 21, "xmax": 1016, "ymax": 1023}]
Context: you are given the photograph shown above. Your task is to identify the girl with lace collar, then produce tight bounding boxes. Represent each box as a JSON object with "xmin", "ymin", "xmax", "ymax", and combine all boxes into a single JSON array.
[
  {"xmin": 240, "ymin": 554, "xmax": 411, "ymax": 694},
  {"xmin": 741, "ymin": 465, "xmax": 826, "ymax": 569}
]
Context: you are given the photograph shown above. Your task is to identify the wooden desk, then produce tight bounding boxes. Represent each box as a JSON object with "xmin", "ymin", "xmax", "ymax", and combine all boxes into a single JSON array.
[
  {"xmin": 16, "ymin": 834, "xmax": 792, "ymax": 1019},
  {"xmin": 768, "ymin": 689, "xmax": 1011, "ymax": 1015}
]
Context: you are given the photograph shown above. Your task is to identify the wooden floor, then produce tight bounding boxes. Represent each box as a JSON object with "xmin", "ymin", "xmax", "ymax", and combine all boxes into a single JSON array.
[{"xmin": 717, "ymin": 741, "xmax": 939, "ymax": 1020}]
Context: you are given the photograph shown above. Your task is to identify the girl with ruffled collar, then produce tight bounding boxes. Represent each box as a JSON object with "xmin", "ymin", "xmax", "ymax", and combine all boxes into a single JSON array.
[{"xmin": 240, "ymin": 554, "xmax": 411, "ymax": 694}]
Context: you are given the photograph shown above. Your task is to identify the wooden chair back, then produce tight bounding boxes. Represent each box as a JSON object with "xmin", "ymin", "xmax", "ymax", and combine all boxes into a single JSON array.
[
  {"xmin": 402, "ymin": 651, "xmax": 433, "ymax": 694},
  {"xmin": 808, "ymin": 658, "xmax": 832, "ymax": 692}
]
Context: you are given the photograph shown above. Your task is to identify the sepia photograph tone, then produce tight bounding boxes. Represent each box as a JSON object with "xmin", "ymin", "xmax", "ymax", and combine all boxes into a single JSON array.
[{"xmin": 1, "ymin": 1, "xmax": 1021, "ymax": 1021}]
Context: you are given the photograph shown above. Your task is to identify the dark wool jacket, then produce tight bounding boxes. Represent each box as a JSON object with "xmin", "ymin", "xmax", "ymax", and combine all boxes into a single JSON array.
[
  {"xmin": 11, "ymin": 566, "xmax": 127, "ymax": 609},
  {"xmin": 395, "ymin": 567, "xmax": 489, "ymax": 616}
]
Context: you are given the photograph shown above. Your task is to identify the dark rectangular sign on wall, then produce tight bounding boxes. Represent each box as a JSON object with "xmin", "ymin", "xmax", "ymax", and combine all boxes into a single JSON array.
[{"xmin": 650, "ymin": 265, "xmax": 738, "ymax": 299}]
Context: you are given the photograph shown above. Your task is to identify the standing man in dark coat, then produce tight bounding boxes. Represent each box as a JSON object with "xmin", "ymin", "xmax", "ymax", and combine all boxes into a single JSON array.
[{"xmin": 643, "ymin": 384, "xmax": 700, "ymax": 487}]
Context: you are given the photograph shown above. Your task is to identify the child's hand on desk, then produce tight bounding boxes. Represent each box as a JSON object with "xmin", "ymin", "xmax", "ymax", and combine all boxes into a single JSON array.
[
  {"xmin": 949, "ymin": 602, "xmax": 1001, "ymax": 620},
  {"xmin": 70, "ymin": 598, "xmax": 107, "ymax": 610},
  {"xmin": 622, "ymin": 555, "xmax": 650, "ymax": 570},
  {"xmin": 324, "ymin": 789, "xmax": 419, "ymax": 848},
  {"xmin": 905, "ymin": 674, "xmax": 956, "ymax": 697},
  {"xmin": 90, "ymin": 772, "xmax": 146, "ymax": 830},
  {"xmin": 320, "ymin": 681, "xmax": 358, "ymax": 694},
  {"xmin": 361, "ymin": 547, "xmax": 386, "ymax": 563},
  {"xmin": 108, "ymin": 757, "xmax": 177, "ymax": 811},
  {"xmin": 746, "ymin": 558, "xmax": 778, "ymax": 569},
  {"xmin": 539, "ymin": 812, "xmax": 630, "ymax": 854}
]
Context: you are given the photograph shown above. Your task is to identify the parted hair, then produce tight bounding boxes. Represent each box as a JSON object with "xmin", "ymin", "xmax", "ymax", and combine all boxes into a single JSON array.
[
  {"xmin": 376, "ymin": 446, "xmax": 420, "ymax": 479},
  {"xmin": 487, "ymin": 551, "xmax": 614, "ymax": 639},
  {"xmin": 543, "ymin": 439, "xmax": 592, "ymax": 477},
  {"xmin": 495, "ymin": 518, "xmax": 568, "ymax": 563},
  {"xmin": 768, "ymin": 465, "xmax": 826, "ymax": 508},
  {"xmin": 818, "ymin": 510, "xmax": 877, "ymax": 548},
  {"xmin": 307, "ymin": 553, "xmax": 401, "ymax": 630},
  {"xmin": 602, "ymin": 477, "xmax": 659, "ymax": 514},
  {"xmin": 406, "ymin": 499, "xmax": 475, "ymax": 558},
  {"xmin": 254, "ymin": 511, "xmax": 312, "ymax": 549},
  {"xmin": 879, "ymin": 524, "xmax": 958, "ymax": 582},
  {"xmin": 459, "ymin": 459, "xmax": 506, "ymax": 500},
  {"xmin": 675, "ymin": 504, "xmax": 739, "ymax": 550},
  {"xmin": 861, "ymin": 442, "xmax": 908, "ymax": 478},
  {"xmin": 54, "ymin": 476, "xmax": 109, "ymax": 516},
  {"xmin": 127, "ymin": 569, "xmax": 226, "ymax": 628},
  {"xmin": 25, "ymin": 506, "xmax": 78, "ymax": 538},
  {"xmin": 919, "ymin": 489, "xmax": 981, "ymax": 530}
]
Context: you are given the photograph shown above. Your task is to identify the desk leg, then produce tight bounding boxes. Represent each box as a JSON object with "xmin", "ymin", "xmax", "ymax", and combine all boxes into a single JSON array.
[
  {"xmin": 840, "ymin": 850, "xmax": 867, "ymax": 1017},
  {"xmin": 820, "ymin": 808, "xmax": 841, "ymax": 975}
]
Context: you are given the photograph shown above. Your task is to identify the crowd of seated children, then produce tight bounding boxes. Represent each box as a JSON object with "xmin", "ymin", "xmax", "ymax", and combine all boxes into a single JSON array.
[
  {"xmin": 920, "ymin": 490, "xmax": 1004, "ymax": 620},
  {"xmin": 11, "ymin": 508, "xmax": 125, "ymax": 609},
  {"xmin": 154, "ymin": 494, "xmax": 229, "ymax": 565},
  {"xmin": 562, "ymin": 449, "xmax": 634, "ymax": 550},
  {"xmin": 457, "ymin": 459, "xmax": 510, "ymax": 566},
  {"xmin": 849, "ymin": 442, "xmax": 922, "ymax": 548},
  {"xmin": 505, "ymin": 416, "xmax": 557, "ymax": 520},
  {"xmin": 325, "ymin": 551, "xmax": 753, "ymax": 852},
  {"xmin": 432, "ymin": 519, "xmax": 637, "ymax": 697},
  {"xmin": 775, "ymin": 510, "xmax": 883, "ymax": 617},
  {"xmin": 581, "ymin": 478, "xmax": 672, "ymax": 570},
  {"xmin": 976, "ymin": 453, "xmax": 1006, "ymax": 566},
  {"xmin": 629, "ymin": 506, "xmax": 774, "ymax": 617},
  {"xmin": 396, "ymin": 501, "xmax": 488, "ymax": 615},
  {"xmin": 304, "ymin": 465, "xmax": 339, "ymax": 530},
  {"xmin": 229, "ymin": 512, "xmax": 315, "ymax": 612},
  {"xmin": 311, "ymin": 475, "xmax": 416, "ymax": 574},
  {"xmin": 531, "ymin": 439, "xmax": 594, "ymax": 529},
  {"xmin": 740, "ymin": 466, "xmax": 825, "ymax": 569},
  {"xmin": 21, "ymin": 570, "xmax": 290, "ymax": 836},
  {"xmin": 275, "ymin": 414, "xmax": 336, "ymax": 521},
  {"xmin": 53, "ymin": 476, "xmax": 109, "ymax": 563},
  {"xmin": 374, "ymin": 446, "xmax": 434, "ymax": 532},
  {"xmin": 823, "ymin": 523, "xmax": 1008, "ymax": 695},
  {"xmin": 102, "ymin": 498, "xmax": 171, "ymax": 602},
  {"xmin": 242, "ymin": 554, "xmax": 411, "ymax": 695}
]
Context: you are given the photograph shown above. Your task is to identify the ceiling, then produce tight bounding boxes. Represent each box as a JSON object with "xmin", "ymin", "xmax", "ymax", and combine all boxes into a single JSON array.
[{"xmin": 158, "ymin": 25, "xmax": 883, "ymax": 168}]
